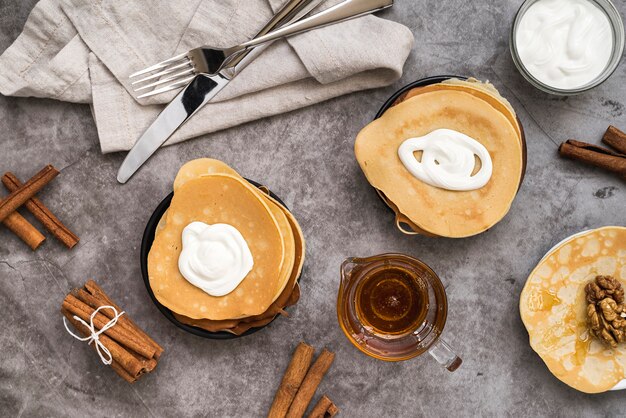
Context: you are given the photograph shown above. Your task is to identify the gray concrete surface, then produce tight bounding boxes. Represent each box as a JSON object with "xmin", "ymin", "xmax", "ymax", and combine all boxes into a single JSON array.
[{"xmin": 1, "ymin": 0, "xmax": 625, "ymax": 416}]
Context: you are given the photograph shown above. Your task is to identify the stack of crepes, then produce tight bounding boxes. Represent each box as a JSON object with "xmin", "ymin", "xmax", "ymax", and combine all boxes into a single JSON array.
[
  {"xmin": 355, "ymin": 78, "xmax": 526, "ymax": 238},
  {"xmin": 148, "ymin": 159, "xmax": 304, "ymax": 335}
]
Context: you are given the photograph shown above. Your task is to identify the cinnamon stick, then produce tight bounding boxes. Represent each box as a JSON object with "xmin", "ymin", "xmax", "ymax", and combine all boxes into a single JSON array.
[
  {"xmin": 128, "ymin": 350, "xmax": 158, "ymax": 374},
  {"xmin": 0, "ymin": 165, "xmax": 58, "ymax": 223},
  {"xmin": 286, "ymin": 349, "xmax": 335, "ymax": 418},
  {"xmin": 268, "ymin": 342, "xmax": 315, "ymax": 418},
  {"xmin": 603, "ymin": 125, "xmax": 626, "ymax": 154},
  {"xmin": 73, "ymin": 287, "xmax": 163, "ymax": 359},
  {"xmin": 307, "ymin": 395, "xmax": 339, "ymax": 418},
  {"xmin": 2, "ymin": 211, "xmax": 45, "ymax": 250},
  {"xmin": 83, "ymin": 280, "xmax": 164, "ymax": 359},
  {"xmin": 73, "ymin": 289, "xmax": 139, "ymax": 334},
  {"xmin": 61, "ymin": 308, "xmax": 149, "ymax": 381},
  {"xmin": 2, "ymin": 172, "xmax": 78, "ymax": 248},
  {"xmin": 559, "ymin": 140, "xmax": 626, "ymax": 178},
  {"xmin": 110, "ymin": 360, "xmax": 139, "ymax": 384},
  {"xmin": 62, "ymin": 281, "xmax": 162, "ymax": 384},
  {"xmin": 62, "ymin": 294, "xmax": 156, "ymax": 359}
]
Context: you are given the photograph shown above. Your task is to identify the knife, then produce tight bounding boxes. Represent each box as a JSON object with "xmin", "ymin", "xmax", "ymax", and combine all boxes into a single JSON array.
[
  {"xmin": 117, "ymin": 0, "xmax": 394, "ymax": 183},
  {"xmin": 117, "ymin": 0, "xmax": 323, "ymax": 184},
  {"xmin": 117, "ymin": 74, "xmax": 229, "ymax": 184}
]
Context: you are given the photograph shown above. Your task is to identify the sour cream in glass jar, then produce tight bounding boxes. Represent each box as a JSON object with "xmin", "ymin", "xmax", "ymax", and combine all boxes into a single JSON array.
[{"xmin": 511, "ymin": 0, "xmax": 624, "ymax": 94}]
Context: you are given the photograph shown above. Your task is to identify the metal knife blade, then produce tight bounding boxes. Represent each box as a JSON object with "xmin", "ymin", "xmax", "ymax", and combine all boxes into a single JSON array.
[
  {"xmin": 117, "ymin": 0, "xmax": 322, "ymax": 184},
  {"xmin": 116, "ymin": 74, "xmax": 229, "ymax": 183}
]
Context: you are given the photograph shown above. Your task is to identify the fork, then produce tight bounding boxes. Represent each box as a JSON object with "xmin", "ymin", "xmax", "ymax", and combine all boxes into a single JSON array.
[
  {"xmin": 130, "ymin": 0, "xmax": 323, "ymax": 98},
  {"xmin": 130, "ymin": 0, "xmax": 394, "ymax": 98}
]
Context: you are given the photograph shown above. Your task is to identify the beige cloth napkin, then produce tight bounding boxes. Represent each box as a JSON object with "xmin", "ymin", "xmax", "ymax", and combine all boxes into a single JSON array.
[{"xmin": 0, "ymin": 0, "xmax": 413, "ymax": 153}]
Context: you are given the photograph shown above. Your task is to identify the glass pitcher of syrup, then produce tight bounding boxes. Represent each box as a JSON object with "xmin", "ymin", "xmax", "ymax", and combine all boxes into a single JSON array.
[{"xmin": 337, "ymin": 253, "xmax": 462, "ymax": 371}]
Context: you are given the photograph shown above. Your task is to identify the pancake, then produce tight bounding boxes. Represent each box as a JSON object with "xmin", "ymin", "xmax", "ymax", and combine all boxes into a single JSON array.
[
  {"xmin": 154, "ymin": 196, "xmax": 297, "ymax": 305},
  {"xmin": 174, "ymin": 283, "xmax": 301, "ymax": 335},
  {"xmin": 520, "ymin": 226, "xmax": 626, "ymax": 393},
  {"xmin": 150, "ymin": 158, "xmax": 305, "ymax": 333},
  {"xmin": 172, "ymin": 182, "xmax": 306, "ymax": 335},
  {"xmin": 409, "ymin": 79, "xmax": 527, "ymax": 186},
  {"xmin": 154, "ymin": 157, "xmax": 250, "ymax": 238},
  {"xmin": 173, "ymin": 158, "xmax": 297, "ymax": 301},
  {"xmin": 173, "ymin": 158, "xmax": 240, "ymax": 191},
  {"xmin": 375, "ymin": 190, "xmax": 437, "ymax": 237},
  {"xmin": 399, "ymin": 79, "xmax": 523, "ymax": 145},
  {"xmin": 148, "ymin": 173, "xmax": 286, "ymax": 320},
  {"xmin": 355, "ymin": 82, "xmax": 523, "ymax": 238}
]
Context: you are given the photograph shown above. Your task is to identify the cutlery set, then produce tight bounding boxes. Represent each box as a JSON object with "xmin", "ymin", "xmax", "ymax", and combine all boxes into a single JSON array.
[{"xmin": 117, "ymin": 0, "xmax": 394, "ymax": 184}]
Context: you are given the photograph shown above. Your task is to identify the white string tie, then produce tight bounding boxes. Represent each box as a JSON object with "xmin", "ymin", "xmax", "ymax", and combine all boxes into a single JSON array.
[{"xmin": 63, "ymin": 305, "xmax": 125, "ymax": 365}]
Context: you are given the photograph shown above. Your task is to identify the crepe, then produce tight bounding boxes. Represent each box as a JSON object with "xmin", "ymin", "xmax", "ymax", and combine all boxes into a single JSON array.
[
  {"xmin": 375, "ymin": 190, "xmax": 436, "ymax": 237},
  {"xmin": 174, "ymin": 202, "xmax": 305, "ymax": 335},
  {"xmin": 149, "ymin": 158, "xmax": 305, "ymax": 333},
  {"xmin": 173, "ymin": 158, "xmax": 242, "ymax": 192},
  {"xmin": 172, "ymin": 158, "xmax": 297, "ymax": 301},
  {"xmin": 398, "ymin": 78, "xmax": 523, "ymax": 144},
  {"xmin": 520, "ymin": 226, "xmax": 626, "ymax": 393},
  {"xmin": 148, "ymin": 173, "xmax": 286, "ymax": 320},
  {"xmin": 174, "ymin": 285, "xmax": 301, "ymax": 334},
  {"xmin": 355, "ymin": 80, "xmax": 524, "ymax": 237}
]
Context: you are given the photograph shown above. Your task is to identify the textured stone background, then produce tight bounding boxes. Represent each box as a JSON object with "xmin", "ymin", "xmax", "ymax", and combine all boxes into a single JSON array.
[{"xmin": 1, "ymin": 0, "xmax": 625, "ymax": 417}]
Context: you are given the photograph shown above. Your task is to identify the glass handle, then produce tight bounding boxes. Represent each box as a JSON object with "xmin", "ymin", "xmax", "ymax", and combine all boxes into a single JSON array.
[{"xmin": 428, "ymin": 338, "xmax": 462, "ymax": 372}]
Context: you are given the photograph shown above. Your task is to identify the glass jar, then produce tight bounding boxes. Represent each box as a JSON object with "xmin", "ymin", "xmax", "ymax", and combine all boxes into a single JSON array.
[
  {"xmin": 510, "ymin": 0, "xmax": 625, "ymax": 95},
  {"xmin": 337, "ymin": 253, "xmax": 462, "ymax": 371}
]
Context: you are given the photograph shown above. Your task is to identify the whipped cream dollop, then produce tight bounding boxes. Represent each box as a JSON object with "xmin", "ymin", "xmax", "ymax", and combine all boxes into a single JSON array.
[
  {"xmin": 515, "ymin": 0, "xmax": 613, "ymax": 90},
  {"xmin": 398, "ymin": 129, "xmax": 492, "ymax": 191},
  {"xmin": 178, "ymin": 222, "xmax": 253, "ymax": 297}
]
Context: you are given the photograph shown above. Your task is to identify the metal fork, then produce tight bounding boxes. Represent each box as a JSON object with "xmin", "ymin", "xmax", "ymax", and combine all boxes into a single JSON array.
[
  {"xmin": 130, "ymin": 0, "xmax": 324, "ymax": 98},
  {"xmin": 130, "ymin": 0, "xmax": 394, "ymax": 98}
]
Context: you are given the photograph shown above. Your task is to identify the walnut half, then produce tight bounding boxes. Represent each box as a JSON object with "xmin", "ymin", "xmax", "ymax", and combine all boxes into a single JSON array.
[{"xmin": 586, "ymin": 275, "xmax": 626, "ymax": 348}]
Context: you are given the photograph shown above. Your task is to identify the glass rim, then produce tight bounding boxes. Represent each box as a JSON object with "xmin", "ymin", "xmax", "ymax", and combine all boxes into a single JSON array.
[{"xmin": 510, "ymin": 0, "xmax": 625, "ymax": 95}]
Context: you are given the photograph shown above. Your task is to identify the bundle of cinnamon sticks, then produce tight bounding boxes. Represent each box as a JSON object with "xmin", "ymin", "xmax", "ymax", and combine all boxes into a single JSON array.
[
  {"xmin": 0, "ymin": 165, "xmax": 79, "ymax": 250},
  {"xmin": 61, "ymin": 280, "xmax": 163, "ymax": 383},
  {"xmin": 268, "ymin": 342, "xmax": 339, "ymax": 418},
  {"xmin": 559, "ymin": 125, "xmax": 626, "ymax": 179}
]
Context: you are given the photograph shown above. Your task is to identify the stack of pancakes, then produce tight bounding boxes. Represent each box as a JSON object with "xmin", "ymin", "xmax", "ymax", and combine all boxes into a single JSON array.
[
  {"xmin": 148, "ymin": 159, "xmax": 304, "ymax": 335},
  {"xmin": 355, "ymin": 78, "xmax": 526, "ymax": 238},
  {"xmin": 520, "ymin": 226, "xmax": 626, "ymax": 393}
]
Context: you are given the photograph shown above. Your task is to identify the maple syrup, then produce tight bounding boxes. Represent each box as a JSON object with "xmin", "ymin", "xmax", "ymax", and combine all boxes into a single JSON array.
[
  {"xmin": 338, "ymin": 254, "xmax": 458, "ymax": 365},
  {"xmin": 355, "ymin": 266, "xmax": 428, "ymax": 336}
]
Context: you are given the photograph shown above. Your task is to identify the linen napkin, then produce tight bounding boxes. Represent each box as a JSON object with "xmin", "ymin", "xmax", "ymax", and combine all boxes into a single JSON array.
[{"xmin": 0, "ymin": 0, "xmax": 414, "ymax": 153}]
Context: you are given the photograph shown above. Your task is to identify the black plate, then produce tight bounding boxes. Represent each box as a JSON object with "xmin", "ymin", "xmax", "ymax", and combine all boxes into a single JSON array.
[
  {"xmin": 140, "ymin": 178, "xmax": 293, "ymax": 339},
  {"xmin": 371, "ymin": 75, "xmax": 528, "ymax": 228}
]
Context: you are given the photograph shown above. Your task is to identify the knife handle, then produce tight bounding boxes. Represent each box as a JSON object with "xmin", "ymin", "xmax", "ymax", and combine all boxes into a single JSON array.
[
  {"xmin": 240, "ymin": 0, "xmax": 394, "ymax": 50},
  {"xmin": 225, "ymin": 0, "xmax": 323, "ymax": 71},
  {"xmin": 257, "ymin": 0, "xmax": 322, "ymax": 37}
]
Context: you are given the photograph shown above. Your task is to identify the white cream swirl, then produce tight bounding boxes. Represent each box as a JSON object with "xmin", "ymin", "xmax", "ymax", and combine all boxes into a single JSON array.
[
  {"xmin": 398, "ymin": 129, "xmax": 492, "ymax": 191},
  {"xmin": 178, "ymin": 222, "xmax": 253, "ymax": 296}
]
